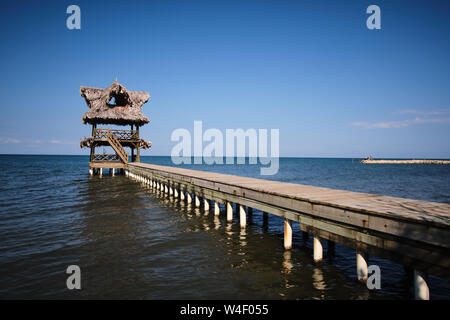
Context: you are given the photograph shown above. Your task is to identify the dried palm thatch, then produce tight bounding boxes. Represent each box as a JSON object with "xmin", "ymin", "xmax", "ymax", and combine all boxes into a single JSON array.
[
  {"xmin": 139, "ymin": 139, "xmax": 152, "ymax": 149},
  {"xmin": 80, "ymin": 137, "xmax": 95, "ymax": 148},
  {"xmin": 81, "ymin": 80, "xmax": 150, "ymax": 126}
]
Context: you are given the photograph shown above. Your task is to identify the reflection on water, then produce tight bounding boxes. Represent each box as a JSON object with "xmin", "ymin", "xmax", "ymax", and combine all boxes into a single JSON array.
[
  {"xmin": 239, "ymin": 229, "xmax": 247, "ymax": 248},
  {"xmin": 313, "ymin": 267, "xmax": 326, "ymax": 292},
  {"xmin": 1, "ymin": 155, "xmax": 450, "ymax": 299},
  {"xmin": 214, "ymin": 216, "xmax": 220, "ymax": 230},
  {"xmin": 282, "ymin": 251, "xmax": 293, "ymax": 275}
]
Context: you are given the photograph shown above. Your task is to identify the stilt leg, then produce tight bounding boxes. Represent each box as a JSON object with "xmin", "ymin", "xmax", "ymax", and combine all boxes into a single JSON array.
[
  {"xmin": 226, "ymin": 201, "xmax": 233, "ymax": 222},
  {"xmin": 356, "ymin": 250, "xmax": 368, "ymax": 282},
  {"xmin": 239, "ymin": 205, "xmax": 246, "ymax": 228},
  {"xmin": 414, "ymin": 270, "xmax": 430, "ymax": 300},
  {"xmin": 214, "ymin": 201, "xmax": 220, "ymax": 216},
  {"xmin": 313, "ymin": 236, "xmax": 323, "ymax": 262},
  {"xmin": 284, "ymin": 219, "xmax": 292, "ymax": 250}
]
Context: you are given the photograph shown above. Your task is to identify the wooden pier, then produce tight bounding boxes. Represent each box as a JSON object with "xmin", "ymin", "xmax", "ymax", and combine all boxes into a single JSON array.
[{"xmin": 124, "ymin": 162, "xmax": 450, "ymax": 300}]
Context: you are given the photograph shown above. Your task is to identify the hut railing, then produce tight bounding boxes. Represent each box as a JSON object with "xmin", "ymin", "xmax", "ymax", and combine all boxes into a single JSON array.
[
  {"xmin": 92, "ymin": 154, "xmax": 121, "ymax": 162},
  {"xmin": 94, "ymin": 128, "xmax": 139, "ymax": 140}
]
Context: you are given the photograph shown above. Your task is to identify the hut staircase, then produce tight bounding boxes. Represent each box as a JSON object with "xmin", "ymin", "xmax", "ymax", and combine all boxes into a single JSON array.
[{"xmin": 105, "ymin": 129, "xmax": 129, "ymax": 163}]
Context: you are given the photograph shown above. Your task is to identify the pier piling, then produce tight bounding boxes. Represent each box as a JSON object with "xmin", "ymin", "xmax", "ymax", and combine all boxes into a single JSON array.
[
  {"xmin": 195, "ymin": 195, "xmax": 201, "ymax": 208},
  {"xmin": 284, "ymin": 219, "xmax": 293, "ymax": 250},
  {"xmin": 414, "ymin": 270, "xmax": 430, "ymax": 300},
  {"xmin": 313, "ymin": 236, "xmax": 323, "ymax": 262},
  {"xmin": 239, "ymin": 205, "xmax": 246, "ymax": 228},
  {"xmin": 263, "ymin": 212, "xmax": 268, "ymax": 227},
  {"xmin": 214, "ymin": 201, "xmax": 220, "ymax": 216},
  {"xmin": 356, "ymin": 250, "xmax": 368, "ymax": 282},
  {"xmin": 227, "ymin": 201, "xmax": 233, "ymax": 222}
]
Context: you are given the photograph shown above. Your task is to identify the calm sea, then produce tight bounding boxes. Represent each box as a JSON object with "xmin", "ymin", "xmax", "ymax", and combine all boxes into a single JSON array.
[{"xmin": 0, "ymin": 155, "xmax": 449, "ymax": 299}]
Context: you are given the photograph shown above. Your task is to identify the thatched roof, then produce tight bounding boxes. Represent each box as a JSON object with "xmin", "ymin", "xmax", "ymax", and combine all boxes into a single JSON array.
[{"xmin": 81, "ymin": 80, "xmax": 150, "ymax": 126}]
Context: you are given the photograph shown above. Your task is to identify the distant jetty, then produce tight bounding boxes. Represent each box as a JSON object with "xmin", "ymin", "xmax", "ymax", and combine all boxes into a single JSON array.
[{"xmin": 360, "ymin": 159, "xmax": 450, "ymax": 164}]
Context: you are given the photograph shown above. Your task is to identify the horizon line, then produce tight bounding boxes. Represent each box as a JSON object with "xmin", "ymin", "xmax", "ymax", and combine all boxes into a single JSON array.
[{"xmin": 1, "ymin": 154, "xmax": 449, "ymax": 160}]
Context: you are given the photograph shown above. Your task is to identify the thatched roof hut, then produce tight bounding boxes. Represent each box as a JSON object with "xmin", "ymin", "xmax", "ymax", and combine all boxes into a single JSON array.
[{"xmin": 80, "ymin": 80, "xmax": 150, "ymax": 126}]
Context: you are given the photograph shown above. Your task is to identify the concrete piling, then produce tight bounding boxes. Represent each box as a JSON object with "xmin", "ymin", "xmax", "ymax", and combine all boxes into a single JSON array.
[
  {"xmin": 214, "ymin": 201, "xmax": 220, "ymax": 216},
  {"xmin": 227, "ymin": 201, "xmax": 233, "ymax": 222},
  {"xmin": 414, "ymin": 270, "xmax": 430, "ymax": 300},
  {"xmin": 284, "ymin": 219, "xmax": 292, "ymax": 250},
  {"xmin": 313, "ymin": 236, "xmax": 323, "ymax": 262},
  {"xmin": 356, "ymin": 250, "xmax": 368, "ymax": 282},
  {"xmin": 239, "ymin": 205, "xmax": 246, "ymax": 228}
]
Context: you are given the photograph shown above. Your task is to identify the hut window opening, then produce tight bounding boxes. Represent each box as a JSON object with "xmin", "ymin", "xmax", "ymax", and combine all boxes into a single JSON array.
[{"xmin": 107, "ymin": 92, "xmax": 129, "ymax": 107}]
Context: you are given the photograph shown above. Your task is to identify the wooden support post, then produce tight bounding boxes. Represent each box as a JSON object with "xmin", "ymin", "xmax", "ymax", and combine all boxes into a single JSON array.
[
  {"xmin": 174, "ymin": 187, "xmax": 179, "ymax": 198},
  {"xmin": 284, "ymin": 219, "xmax": 292, "ymax": 250},
  {"xmin": 327, "ymin": 239, "xmax": 335, "ymax": 256},
  {"xmin": 313, "ymin": 236, "xmax": 323, "ymax": 262},
  {"xmin": 90, "ymin": 124, "xmax": 96, "ymax": 163},
  {"xmin": 263, "ymin": 212, "xmax": 268, "ymax": 226},
  {"xmin": 169, "ymin": 185, "xmax": 173, "ymax": 196},
  {"xmin": 226, "ymin": 202, "xmax": 233, "ymax": 222},
  {"xmin": 356, "ymin": 250, "xmax": 368, "ymax": 282},
  {"xmin": 187, "ymin": 193, "xmax": 192, "ymax": 204},
  {"xmin": 111, "ymin": 168, "xmax": 115, "ymax": 176},
  {"xmin": 99, "ymin": 168, "xmax": 103, "ymax": 177},
  {"xmin": 136, "ymin": 126, "xmax": 140, "ymax": 162},
  {"xmin": 414, "ymin": 270, "xmax": 430, "ymax": 300},
  {"xmin": 164, "ymin": 184, "xmax": 168, "ymax": 194},
  {"xmin": 89, "ymin": 168, "xmax": 93, "ymax": 176},
  {"xmin": 180, "ymin": 189, "xmax": 185, "ymax": 201},
  {"xmin": 214, "ymin": 201, "xmax": 220, "ymax": 216},
  {"xmin": 204, "ymin": 199, "xmax": 210, "ymax": 212},
  {"xmin": 239, "ymin": 205, "xmax": 246, "ymax": 228},
  {"xmin": 302, "ymin": 231, "xmax": 309, "ymax": 242}
]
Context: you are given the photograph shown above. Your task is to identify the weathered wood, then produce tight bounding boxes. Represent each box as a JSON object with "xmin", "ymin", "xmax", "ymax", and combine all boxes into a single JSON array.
[{"xmin": 90, "ymin": 162, "xmax": 126, "ymax": 169}]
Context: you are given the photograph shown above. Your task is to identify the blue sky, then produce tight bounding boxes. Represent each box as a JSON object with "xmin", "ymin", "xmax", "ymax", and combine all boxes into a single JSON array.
[{"xmin": 0, "ymin": 0, "xmax": 449, "ymax": 157}]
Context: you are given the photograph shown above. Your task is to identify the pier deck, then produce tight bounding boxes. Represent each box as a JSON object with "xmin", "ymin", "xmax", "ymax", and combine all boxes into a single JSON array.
[{"xmin": 126, "ymin": 162, "xmax": 450, "ymax": 298}]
